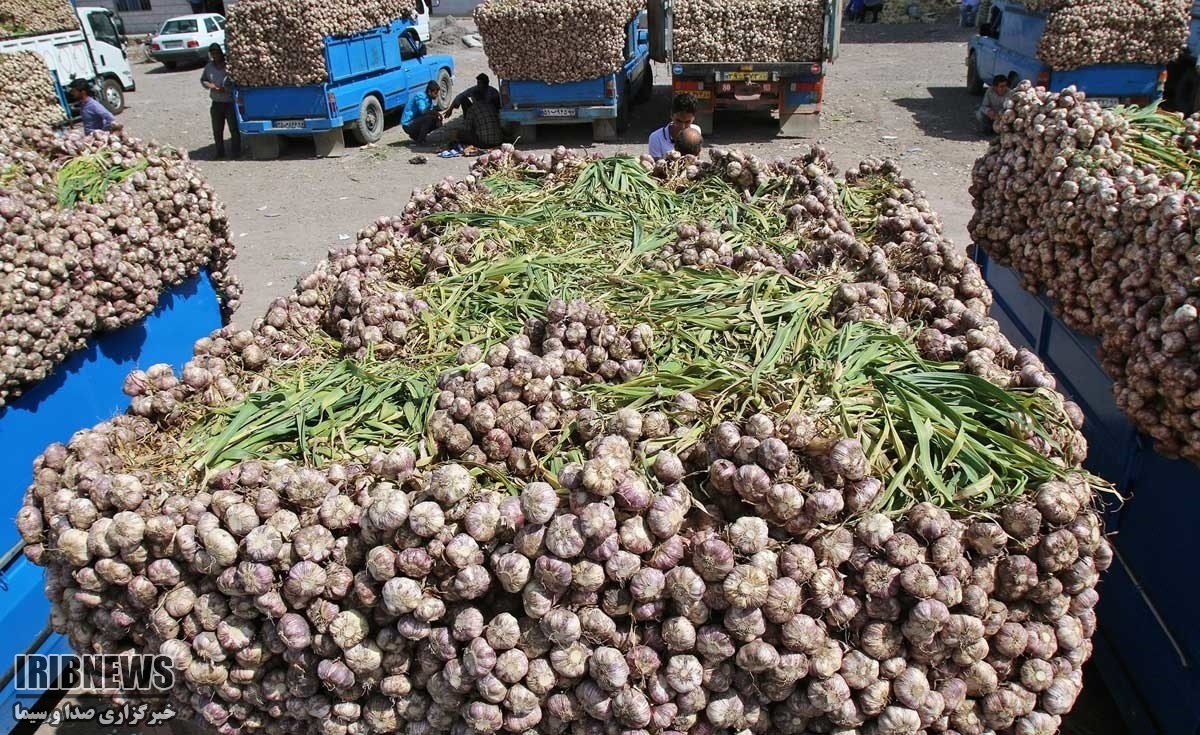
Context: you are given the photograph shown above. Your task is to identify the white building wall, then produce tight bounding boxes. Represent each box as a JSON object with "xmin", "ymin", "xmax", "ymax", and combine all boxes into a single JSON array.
[
  {"xmin": 433, "ymin": 0, "xmax": 482, "ymax": 17},
  {"xmin": 99, "ymin": 0, "xmax": 241, "ymax": 35}
]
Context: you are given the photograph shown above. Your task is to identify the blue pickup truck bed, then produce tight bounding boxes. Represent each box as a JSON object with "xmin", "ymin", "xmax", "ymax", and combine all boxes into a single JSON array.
[
  {"xmin": 974, "ymin": 246, "xmax": 1200, "ymax": 735},
  {"xmin": 969, "ymin": 0, "xmax": 1165, "ymax": 105}
]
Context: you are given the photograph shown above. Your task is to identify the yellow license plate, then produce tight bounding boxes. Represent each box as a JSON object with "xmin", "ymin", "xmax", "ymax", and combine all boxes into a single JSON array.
[
  {"xmin": 690, "ymin": 90, "xmax": 712, "ymax": 99},
  {"xmin": 726, "ymin": 72, "xmax": 768, "ymax": 82}
]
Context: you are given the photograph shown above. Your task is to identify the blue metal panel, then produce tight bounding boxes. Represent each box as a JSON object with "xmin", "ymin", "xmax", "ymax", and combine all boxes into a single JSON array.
[
  {"xmin": 506, "ymin": 77, "xmax": 615, "ymax": 108},
  {"xmin": 1049, "ymin": 65, "xmax": 1164, "ymax": 98},
  {"xmin": 0, "ymin": 629, "xmax": 74, "ymax": 734},
  {"xmin": 995, "ymin": 0, "xmax": 1045, "ymax": 59},
  {"xmin": 238, "ymin": 85, "xmax": 331, "ymax": 121},
  {"xmin": 0, "ymin": 271, "xmax": 222, "ymax": 726},
  {"xmin": 975, "ymin": 245, "xmax": 1200, "ymax": 735},
  {"xmin": 501, "ymin": 105, "xmax": 619, "ymax": 124}
]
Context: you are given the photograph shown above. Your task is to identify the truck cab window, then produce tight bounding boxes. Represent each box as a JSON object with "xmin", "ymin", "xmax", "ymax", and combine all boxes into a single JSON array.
[
  {"xmin": 89, "ymin": 13, "xmax": 121, "ymax": 47},
  {"xmin": 414, "ymin": 0, "xmax": 425, "ymax": 13},
  {"xmin": 400, "ymin": 34, "xmax": 421, "ymax": 60}
]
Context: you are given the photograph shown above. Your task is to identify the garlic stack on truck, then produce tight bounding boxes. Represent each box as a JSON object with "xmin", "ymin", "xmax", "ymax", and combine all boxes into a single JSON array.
[{"xmin": 648, "ymin": 0, "xmax": 843, "ymax": 136}]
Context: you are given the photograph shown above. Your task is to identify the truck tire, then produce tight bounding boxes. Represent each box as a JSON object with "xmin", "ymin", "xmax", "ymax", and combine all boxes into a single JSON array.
[
  {"xmin": 99, "ymin": 78, "xmax": 125, "ymax": 114},
  {"xmin": 967, "ymin": 53, "xmax": 984, "ymax": 96},
  {"xmin": 435, "ymin": 68, "xmax": 454, "ymax": 111},
  {"xmin": 352, "ymin": 95, "xmax": 385, "ymax": 145},
  {"xmin": 635, "ymin": 64, "xmax": 653, "ymax": 104},
  {"xmin": 616, "ymin": 82, "xmax": 631, "ymax": 134}
]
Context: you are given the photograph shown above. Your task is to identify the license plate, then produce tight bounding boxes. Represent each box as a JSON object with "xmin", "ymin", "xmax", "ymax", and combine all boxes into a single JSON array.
[
  {"xmin": 726, "ymin": 71, "xmax": 768, "ymax": 82},
  {"xmin": 1091, "ymin": 97, "xmax": 1119, "ymax": 108},
  {"xmin": 690, "ymin": 90, "xmax": 712, "ymax": 99},
  {"xmin": 273, "ymin": 120, "xmax": 306, "ymax": 130},
  {"xmin": 539, "ymin": 107, "xmax": 576, "ymax": 118},
  {"xmin": 162, "ymin": 40, "xmax": 182, "ymax": 48}
]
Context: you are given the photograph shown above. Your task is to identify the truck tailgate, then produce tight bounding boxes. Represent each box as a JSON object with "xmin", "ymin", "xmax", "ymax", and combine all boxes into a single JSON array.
[
  {"xmin": 1051, "ymin": 64, "xmax": 1163, "ymax": 100},
  {"xmin": 508, "ymin": 78, "xmax": 609, "ymax": 107},
  {"xmin": 238, "ymin": 85, "xmax": 331, "ymax": 121}
]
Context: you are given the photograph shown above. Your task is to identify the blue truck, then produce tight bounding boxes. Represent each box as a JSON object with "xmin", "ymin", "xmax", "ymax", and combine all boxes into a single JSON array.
[
  {"xmin": 233, "ymin": 16, "xmax": 454, "ymax": 159},
  {"xmin": 498, "ymin": 10, "xmax": 652, "ymax": 143},
  {"xmin": 968, "ymin": 0, "xmax": 1166, "ymax": 108},
  {"xmin": 974, "ymin": 246, "xmax": 1200, "ymax": 735},
  {"xmin": 1165, "ymin": 0, "xmax": 1200, "ymax": 113}
]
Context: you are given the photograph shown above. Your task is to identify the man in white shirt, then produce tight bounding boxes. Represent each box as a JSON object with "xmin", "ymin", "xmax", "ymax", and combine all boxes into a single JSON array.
[{"xmin": 649, "ymin": 93, "xmax": 702, "ymax": 160}]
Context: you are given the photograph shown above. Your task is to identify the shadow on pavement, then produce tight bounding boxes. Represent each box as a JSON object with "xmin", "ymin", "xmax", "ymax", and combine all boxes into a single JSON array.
[
  {"xmin": 839, "ymin": 17, "xmax": 974, "ymax": 44},
  {"xmin": 893, "ymin": 86, "xmax": 983, "ymax": 142}
]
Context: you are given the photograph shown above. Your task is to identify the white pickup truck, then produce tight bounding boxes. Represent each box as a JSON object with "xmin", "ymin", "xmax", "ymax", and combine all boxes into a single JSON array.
[{"xmin": 0, "ymin": 5, "xmax": 135, "ymax": 114}]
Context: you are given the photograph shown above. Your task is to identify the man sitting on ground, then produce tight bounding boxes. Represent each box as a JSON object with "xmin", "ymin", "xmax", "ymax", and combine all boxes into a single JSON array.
[
  {"xmin": 976, "ymin": 75, "xmax": 1009, "ymax": 134},
  {"xmin": 460, "ymin": 88, "xmax": 505, "ymax": 149},
  {"xmin": 402, "ymin": 81, "xmax": 443, "ymax": 144}
]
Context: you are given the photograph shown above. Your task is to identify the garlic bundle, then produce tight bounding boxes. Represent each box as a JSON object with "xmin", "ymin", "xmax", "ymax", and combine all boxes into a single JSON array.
[
  {"xmin": 0, "ymin": 0, "xmax": 78, "ymax": 39},
  {"xmin": 1036, "ymin": 0, "xmax": 1188, "ymax": 70},
  {"xmin": 971, "ymin": 83, "xmax": 1200, "ymax": 463},
  {"xmin": 0, "ymin": 126, "xmax": 241, "ymax": 408},
  {"xmin": 671, "ymin": 0, "xmax": 824, "ymax": 64},
  {"xmin": 21, "ymin": 143, "xmax": 1107, "ymax": 735},
  {"xmin": 0, "ymin": 51, "xmax": 63, "ymax": 129},
  {"xmin": 226, "ymin": 0, "xmax": 416, "ymax": 87},
  {"xmin": 474, "ymin": 0, "xmax": 643, "ymax": 83}
]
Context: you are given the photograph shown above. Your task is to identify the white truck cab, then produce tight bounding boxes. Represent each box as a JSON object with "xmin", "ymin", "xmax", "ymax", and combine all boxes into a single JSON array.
[{"xmin": 0, "ymin": 6, "xmax": 135, "ymax": 113}]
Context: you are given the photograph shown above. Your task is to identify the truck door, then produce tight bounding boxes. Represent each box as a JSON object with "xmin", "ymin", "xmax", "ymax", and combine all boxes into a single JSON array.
[
  {"xmin": 975, "ymin": 5, "xmax": 1002, "ymax": 81},
  {"xmin": 80, "ymin": 9, "xmax": 135, "ymax": 107},
  {"xmin": 413, "ymin": 0, "xmax": 437, "ymax": 43}
]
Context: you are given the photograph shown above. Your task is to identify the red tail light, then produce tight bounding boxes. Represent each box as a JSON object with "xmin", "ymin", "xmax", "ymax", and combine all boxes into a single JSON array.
[
  {"xmin": 605, "ymin": 78, "xmax": 616, "ymax": 98},
  {"xmin": 500, "ymin": 82, "xmax": 509, "ymax": 106},
  {"xmin": 150, "ymin": 42, "xmax": 160, "ymax": 50},
  {"xmin": 1036, "ymin": 70, "xmax": 1050, "ymax": 88},
  {"xmin": 186, "ymin": 40, "xmax": 199, "ymax": 48},
  {"xmin": 328, "ymin": 93, "xmax": 338, "ymax": 116},
  {"xmin": 1157, "ymin": 70, "xmax": 1168, "ymax": 91}
]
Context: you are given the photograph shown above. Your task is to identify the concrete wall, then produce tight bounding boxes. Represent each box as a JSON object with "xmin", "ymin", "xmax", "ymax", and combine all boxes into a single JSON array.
[
  {"xmin": 432, "ymin": 0, "xmax": 482, "ymax": 17},
  {"xmin": 101, "ymin": 0, "xmax": 240, "ymax": 35}
]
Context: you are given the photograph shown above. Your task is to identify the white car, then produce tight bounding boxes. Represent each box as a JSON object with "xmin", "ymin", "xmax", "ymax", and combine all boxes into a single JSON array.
[{"xmin": 148, "ymin": 13, "xmax": 225, "ymax": 68}]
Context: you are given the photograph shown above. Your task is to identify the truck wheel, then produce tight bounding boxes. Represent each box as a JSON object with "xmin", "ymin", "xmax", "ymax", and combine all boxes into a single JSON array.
[
  {"xmin": 99, "ymin": 78, "xmax": 125, "ymax": 114},
  {"xmin": 616, "ymin": 82, "xmax": 631, "ymax": 134},
  {"xmin": 435, "ymin": 68, "xmax": 453, "ymax": 111},
  {"xmin": 635, "ymin": 64, "xmax": 653, "ymax": 104},
  {"xmin": 967, "ymin": 53, "xmax": 984, "ymax": 96},
  {"xmin": 352, "ymin": 96, "xmax": 385, "ymax": 145}
]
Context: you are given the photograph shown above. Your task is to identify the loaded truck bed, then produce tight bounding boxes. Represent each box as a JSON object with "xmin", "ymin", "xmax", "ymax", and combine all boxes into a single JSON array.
[
  {"xmin": 235, "ymin": 17, "xmax": 453, "ymax": 158},
  {"xmin": 968, "ymin": 0, "xmax": 1166, "ymax": 105},
  {"xmin": 498, "ymin": 11, "xmax": 652, "ymax": 143}
]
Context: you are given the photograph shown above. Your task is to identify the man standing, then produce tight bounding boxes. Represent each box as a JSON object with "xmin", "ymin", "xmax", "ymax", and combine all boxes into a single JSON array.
[
  {"xmin": 460, "ymin": 88, "xmax": 505, "ymax": 148},
  {"xmin": 446, "ymin": 73, "xmax": 501, "ymax": 118},
  {"xmin": 69, "ymin": 80, "xmax": 115, "ymax": 135},
  {"xmin": 976, "ymin": 75, "xmax": 1009, "ymax": 134},
  {"xmin": 201, "ymin": 44, "xmax": 240, "ymax": 159},
  {"xmin": 648, "ymin": 93, "xmax": 701, "ymax": 160},
  {"xmin": 961, "ymin": 0, "xmax": 980, "ymax": 27},
  {"xmin": 675, "ymin": 127, "xmax": 702, "ymax": 157},
  {"xmin": 403, "ymin": 81, "xmax": 443, "ymax": 144}
]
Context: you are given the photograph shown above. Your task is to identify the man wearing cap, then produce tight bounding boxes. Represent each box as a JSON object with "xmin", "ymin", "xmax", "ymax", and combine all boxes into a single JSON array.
[
  {"xmin": 445, "ymin": 73, "xmax": 501, "ymax": 118},
  {"xmin": 68, "ymin": 79, "xmax": 116, "ymax": 135}
]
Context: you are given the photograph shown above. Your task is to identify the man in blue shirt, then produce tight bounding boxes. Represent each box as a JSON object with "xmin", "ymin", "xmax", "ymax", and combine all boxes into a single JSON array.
[
  {"xmin": 402, "ymin": 81, "xmax": 443, "ymax": 144},
  {"xmin": 69, "ymin": 80, "xmax": 116, "ymax": 135}
]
